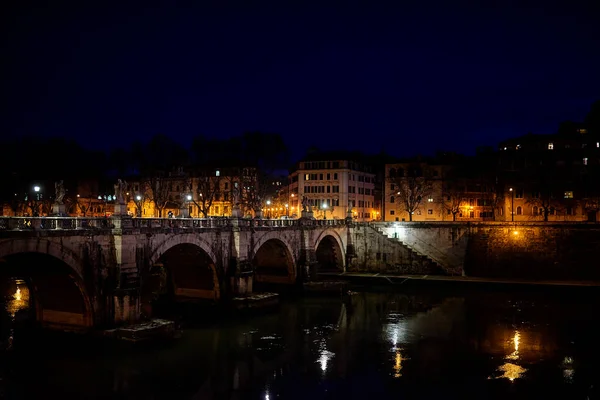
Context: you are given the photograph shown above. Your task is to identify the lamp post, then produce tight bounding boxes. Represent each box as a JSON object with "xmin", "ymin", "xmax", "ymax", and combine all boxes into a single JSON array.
[
  {"xmin": 285, "ymin": 203, "xmax": 289, "ymax": 217},
  {"xmin": 509, "ymin": 187, "xmax": 514, "ymax": 222},
  {"xmin": 322, "ymin": 202, "xmax": 328, "ymax": 219},
  {"xmin": 135, "ymin": 195, "xmax": 142, "ymax": 217},
  {"xmin": 266, "ymin": 200, "xmax": 271, "ymax": 218},
  {"xmin": 32, "ymin": 185, "xmax": 42, "ymax": 216}
]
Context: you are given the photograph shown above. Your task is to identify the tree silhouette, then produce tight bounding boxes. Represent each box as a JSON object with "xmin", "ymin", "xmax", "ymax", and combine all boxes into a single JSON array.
[
  {"xmin": 190, "ymin": 174, "xmax": 222, "ymax": 218},
  {"xmin": 389, "ymin": 164, "xmax": 433, "ymax": 222}
]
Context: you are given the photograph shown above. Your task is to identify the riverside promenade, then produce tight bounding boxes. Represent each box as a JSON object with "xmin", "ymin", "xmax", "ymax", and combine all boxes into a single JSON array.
[{"xmin": 318, "ymin": 272, "xmax": 600, "ymax": 288}]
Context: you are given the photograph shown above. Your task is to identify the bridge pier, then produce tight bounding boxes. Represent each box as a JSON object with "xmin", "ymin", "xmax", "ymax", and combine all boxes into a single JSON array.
[
  {"xmin": 299, "ymin": 220, "xmax": 317, "ymax": 282},
  {"xmin": 229, "ymin": 220, "xmax": 253, "ymax": 297},
  {"xmin": 111, "ymin": 216, "xmax": 141, "ymax": 325}
]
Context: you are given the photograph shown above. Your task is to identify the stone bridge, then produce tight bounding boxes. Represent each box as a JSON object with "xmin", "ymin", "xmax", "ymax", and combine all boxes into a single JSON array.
[{"xmin": 0, "ymin": 216, "xmax": 440, "ymax": 332}]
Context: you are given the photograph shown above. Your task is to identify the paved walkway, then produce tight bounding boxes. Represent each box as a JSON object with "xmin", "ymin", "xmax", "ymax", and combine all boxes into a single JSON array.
[{"xmin": 317, "ymin": 272, "xmax": 600, "ymax": 287}]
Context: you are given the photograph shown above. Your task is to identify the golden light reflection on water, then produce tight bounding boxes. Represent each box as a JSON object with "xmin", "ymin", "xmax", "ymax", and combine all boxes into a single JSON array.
[
  {"xmin": 393, "ymin": 350, "xmax": 404, "ymax": 378},
  {"xmin": 7, "ymin": 282, "xmax": 30, "ymax": 318},
  {"xmin": 494, "ymin": 330, "xmax": 527, "ymax": 381},
  {"xmin": 497, "ymin": 363, "xmax": 527, "ymax": 381},
  {"xmin": 3, "ymin": 281, "xmax": 30, "ymax": 351}
]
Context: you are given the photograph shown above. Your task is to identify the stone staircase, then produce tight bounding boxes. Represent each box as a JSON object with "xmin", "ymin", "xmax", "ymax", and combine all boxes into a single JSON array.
[{"xmin": 367, "ymin": 225, "xmax": 461, "ymax": 276}]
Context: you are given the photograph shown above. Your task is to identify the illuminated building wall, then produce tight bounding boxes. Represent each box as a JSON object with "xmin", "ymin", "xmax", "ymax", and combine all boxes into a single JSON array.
[
  {"xmin": 288, "ymin": 159, "xmax": 376, "ymax": 221},
  {"xmin": 384, "ymin": 162, "xmax": 448, "ymax": 222}
]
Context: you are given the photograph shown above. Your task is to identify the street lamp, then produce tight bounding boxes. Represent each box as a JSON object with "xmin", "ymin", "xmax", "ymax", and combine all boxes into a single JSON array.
[
  {"xmin": 266, "ymin": 200, "xmax": 271, "ymax": 218},
  {"xmin": 285, "ymin": 203, "xmax": 289, "ymax": 217},
  {"xmin": 509, "ymin": 187, "xmax": 514, "ymax": 222},
  {"xmin": 322, "ymin": 202, "xmax": 328, "ymax": 219},
  {"xmin": 29, "ymin": 185, "xmax": 43, "ymax": 216},
  {"xmin": 135, "ymin": 195, "xmax": 142, "ymax": 217},
  {"xmin": 186, "ymin": 194, "xmax": 192, "ymax": 218}
]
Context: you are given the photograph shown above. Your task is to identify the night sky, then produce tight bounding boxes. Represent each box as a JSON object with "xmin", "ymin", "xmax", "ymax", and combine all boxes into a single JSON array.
[{"xmin": 3, "ymin": 1, "xmax": 600, "ymax": 159}]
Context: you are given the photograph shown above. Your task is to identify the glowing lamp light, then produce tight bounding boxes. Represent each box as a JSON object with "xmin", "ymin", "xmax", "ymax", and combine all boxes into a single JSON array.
[
  {"xmin": 14, "ymin": 287, "xmax": 21, "ymax": 301},
  {"xmin": 33, "ymin": 186, "xmax": 40, "ymax": 192},
  {"xmin": 513, "ymin": 230, "xmax": 519, "ymax": 236},
  {"xmin": 136, "ymin": 195, "xmax": 142, "ymax": 201},
  {"xmin": 266, "ymin": 200, "xmax": 271, "ymax": 205},
  {"xmin": 186, "ymin": 194, "xmax": 192, "ymax": 201}
]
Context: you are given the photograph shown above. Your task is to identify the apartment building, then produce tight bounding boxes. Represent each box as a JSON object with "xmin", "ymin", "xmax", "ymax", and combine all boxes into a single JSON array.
[
  {"xmin": 497, "ymin": 127, "xmax": 600, "ymax": 222},
  {"xmin": 288, "ymin": 154, "xmax": 376, "ymax": 221}
]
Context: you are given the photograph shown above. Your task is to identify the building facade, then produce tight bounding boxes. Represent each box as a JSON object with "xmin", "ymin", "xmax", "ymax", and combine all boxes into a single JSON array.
[{"xmin": 288, "ymin": 157, "xmax": 376, "ymax": 221}]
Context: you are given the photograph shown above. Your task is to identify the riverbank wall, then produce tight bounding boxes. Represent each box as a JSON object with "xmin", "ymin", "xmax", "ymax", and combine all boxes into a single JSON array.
[{"xmin": 369, "ymin": 222, "xmax": 600, "ymax": 281}]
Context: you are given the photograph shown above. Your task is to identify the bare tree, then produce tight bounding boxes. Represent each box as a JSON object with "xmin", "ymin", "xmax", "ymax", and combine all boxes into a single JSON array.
[
  {"xmin": 133, "ymin": 183, "xmax": 152, "ymax": 217},
  {"xmin": 526, "ymin": 186, "xmax": 557, "ymax": 222},
  {"xmin": 75, "ymin": 196, "xmax": 94, "ymax": 217},
  {"xmin": 239, "ymin": 168, "xmax": 270, "ymax": 216},
  {"xmin": 442, "ymin": 185, "xmax": 462, "ymax": 221},
  {"xmin": 146, "ymin": 176, "xmax": 172, "ymax": 217},
  {"xmin": 191, "ymin": 175, "xmax": 222, "ymax": 217},
  {"xmin": 6, "ymin": 193, "xmax": 26, "ymax": 216},
  {"xmin": 389, "ymin": 164, "xmax": 433, "ymax": 222}
]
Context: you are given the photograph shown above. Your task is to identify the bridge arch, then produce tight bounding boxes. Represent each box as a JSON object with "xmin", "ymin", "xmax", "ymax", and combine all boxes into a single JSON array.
[
  {"xmin": 252, "ymin": 232, "xmax": 296, "ymax": 285},
  {"xmin": 0, "ymin": 239, "xmax": 94, "ymax": 330},
  {"xmin": 314, "ymin": 230, "xmax": 346, "ymax": 272},
  {"xmin": 149, "ymin": 234, "xmax": 221, "ymax": 302}
]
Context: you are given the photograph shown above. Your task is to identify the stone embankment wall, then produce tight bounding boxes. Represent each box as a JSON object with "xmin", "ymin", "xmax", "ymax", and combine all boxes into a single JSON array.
[
  {"xmin": 465, "ymin": 224, "xmax": 600, "ymax": 280},
  {"xmin": 371, "ymin": 222, "xmax": 600, "ymax": 280},
  {"xmin": 348, "ymin": 224, "xmax": 444, "ymax": 275}
]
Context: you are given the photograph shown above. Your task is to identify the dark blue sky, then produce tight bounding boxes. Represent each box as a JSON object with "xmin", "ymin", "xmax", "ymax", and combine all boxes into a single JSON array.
[{"xmin": 3, "ymin": 1, "xmax": 600, "ymax": 159}]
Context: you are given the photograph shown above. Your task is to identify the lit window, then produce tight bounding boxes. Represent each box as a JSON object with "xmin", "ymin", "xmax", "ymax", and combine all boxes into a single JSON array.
[
  {"xmin": 564, "ymin": 191, "xmax": 574, "ymax": 199},
  {"xmin": 583, "ymin": 158, "xmax": 588, "ymax": 165},
  {"xmin": 215, "ymin": 170, "xmax": 220, "ymax": 177},
  {"xmin": 548, "ymin": 143, "xmax": 554, "ymax": 150}
]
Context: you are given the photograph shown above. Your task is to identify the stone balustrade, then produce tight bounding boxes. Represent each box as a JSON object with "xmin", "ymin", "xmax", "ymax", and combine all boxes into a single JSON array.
[{"xmin": 0, "ymin": 216, "xmax": 350, "ymax": 232}]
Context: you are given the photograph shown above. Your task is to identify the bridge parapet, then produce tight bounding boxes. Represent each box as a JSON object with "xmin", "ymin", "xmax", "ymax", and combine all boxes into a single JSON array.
[{"xmin": 0, "ymin": 216, "xmax": 349, "ymax": 233}]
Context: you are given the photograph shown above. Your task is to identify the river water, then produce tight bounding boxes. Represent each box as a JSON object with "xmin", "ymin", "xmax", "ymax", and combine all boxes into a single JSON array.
[{"xmin": 2, "ymin": 286, "xmax": 600, "ymax": 399}]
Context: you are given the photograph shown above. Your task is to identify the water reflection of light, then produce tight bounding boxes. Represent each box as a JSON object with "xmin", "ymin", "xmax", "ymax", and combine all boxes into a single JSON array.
[
  {"xmin": 316, "ymin": 338, "xmax": 335, "ymax": 373},
  {"xmin": 497, "ymin": 363, "xmax": 526, "ymax": 381},
  {"xmin": 7, "ymin": 282, "xmax": 30, "ymax": 318},
  {"xmin": 393, "ymin": 350, "xmax": 404, "ymax": 378},
  {"xmin": 386, "ymin": 322, "xmax": 407, "ymax": 349},
  {"xmin": 495, "ymin": 329, "xmax": 526, "ymax": 381},
  {"xmin": 562, "ymin": 356, "xmax": 575, "ymax": 382},
  {"xmin": 506, "ymin": 330, "xmax": 521, "ymax": 361}
]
